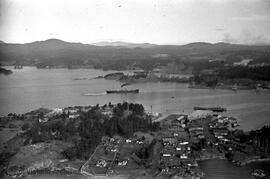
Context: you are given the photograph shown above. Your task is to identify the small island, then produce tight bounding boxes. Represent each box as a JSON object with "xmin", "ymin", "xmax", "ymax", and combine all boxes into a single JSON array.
[
  {"xmin": 0, "ymin": 103, "xmax": 269, "ymax": 178},
  {"xmin": 0, "ymin": 67, "xmax": 13, "ymax": 75},
  {"xmin": 99, "ymin": 64, "xmax": 270, "ymax": 92}
]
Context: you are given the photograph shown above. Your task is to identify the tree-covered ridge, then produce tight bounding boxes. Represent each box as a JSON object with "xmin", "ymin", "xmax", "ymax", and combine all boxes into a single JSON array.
[
  {"xmin": 249, "ymin": 126, "xmax": 270, "ymax": 154},
  {"xmin": 1, "ymin": 38, "xmax": 270, "ymax": 72},
  {"xmin": 0, "ymin": 67, "xmax": 12, "ymax": 75},
  {"xmin": 191, "ymin": 65, "xmax": 270, "ymax": 88},
  {"xmin": 24, "ymin": 102, "xmax": 159, "ymax": 160}
]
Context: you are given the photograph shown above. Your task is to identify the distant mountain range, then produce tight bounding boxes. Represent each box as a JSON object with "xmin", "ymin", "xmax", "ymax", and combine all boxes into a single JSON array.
[
  {"xmin": 91, "ymin": 41, "xmax": 156, "ymax": 48},
  {"xmin": 2, "ymin": 38, "xmax": 268, "ymax": 48},
  {"xmin": 0, "ymin": 38, "xmax": 269, "ymax": 67}
]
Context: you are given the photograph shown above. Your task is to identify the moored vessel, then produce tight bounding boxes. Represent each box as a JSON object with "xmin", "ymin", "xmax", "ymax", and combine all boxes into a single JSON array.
[
  {"xmin": 106, "ymin": 89, "xmax": 139, "ymax": 94},
  {"xmin": 193, "ymin": 106, "xmax": 227, "ymax": 112}
]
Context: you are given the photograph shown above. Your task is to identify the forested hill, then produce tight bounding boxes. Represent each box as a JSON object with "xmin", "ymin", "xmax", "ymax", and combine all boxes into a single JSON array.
[{"xmin": 1, "ymin": 39, "xmax": 270, "ymax": 70}]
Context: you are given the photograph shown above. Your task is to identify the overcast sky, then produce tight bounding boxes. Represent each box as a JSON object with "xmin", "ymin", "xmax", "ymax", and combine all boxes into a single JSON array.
[{"xmin": 0, "ymin": 0, "xmax": 270, "ymax": 44}]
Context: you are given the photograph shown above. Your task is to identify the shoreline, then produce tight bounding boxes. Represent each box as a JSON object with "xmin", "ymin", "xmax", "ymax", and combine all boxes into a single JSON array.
[
  {"xmin": 239, "ymin": 157, "xmax": 270, "ymax": 166},
  {"xmin": 198, "ymin": 156, "xmax": 270, "ymax": 166},
  {"xmin": 4, "ymin": 167, "xmax": 84, "ymax": 178},
  {"xmin": 188, "ymin": 85, "xmax": 257, "ymax": 91},
  {"xmin": 7, "ymin": 157, "xmax": 270, "ymax": 178},
  {"xmin": 196, "ymin": 155, "xmax": 226, "ymax": 161}
]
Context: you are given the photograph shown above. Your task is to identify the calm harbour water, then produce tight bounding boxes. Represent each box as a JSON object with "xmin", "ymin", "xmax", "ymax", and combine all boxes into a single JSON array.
[
  {"xmin": 1, "ymin": 66, "xmax": 270, "ymax": 179},
  {"xmin": 199, "ymin": 159, "xmax": 270, "ymax": 179},
  {"xmin": 1, "ymin": 66, "xmax": 270, "ymax": 131}
]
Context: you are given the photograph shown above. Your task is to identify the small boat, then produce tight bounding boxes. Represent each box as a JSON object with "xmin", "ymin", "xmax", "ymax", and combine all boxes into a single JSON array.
[
  {"xmin": 193, "ymin": 106, "xmax": 227, "ymax": 112},
  {"xmin": 121, "ymin": 83, "xmax": 131, "ymax": 88},
  {"xmin": 232, "ymin": 84, "xmax": 238, "ymax": 92},
  {"xmin": 251, "ymin": 169, "xmax": 266, "ymax": 178},
  {"xmin": 106, "ymin": 89, "xmax": 139, "ymax": 94}
]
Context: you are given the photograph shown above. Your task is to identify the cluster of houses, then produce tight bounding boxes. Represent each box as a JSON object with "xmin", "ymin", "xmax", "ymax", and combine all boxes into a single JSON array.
[
  {"xmin": 158, "ymin": 111, "xmax": 239, "ymax": 174},
  {"xmin": 37, "ymin": 106, "xmax": 83, "ymax": 122},
  {"xmin": 34, "ymin": 104, "xmax": 116, "ymax": 123},
  {"xmin": 92, "ymin": 135, "xmax": 147, "ymax": 175},
  {"xmin": 101, "ymin": 136, "xmax": 123, "ymax": 153},
  {"xmin": 160, "ymin": 114, "xmax": 198, "ymax": 172},
  {"xmin": 99, "ymin": 105, "xmax": 114, "ymax": 118},
  {"xmin": 188, "ymin": 121, "xmax": 205, "ymax": 143},
  {"xmin": 208, "ymin": 115, "xmax": 231, "ymax": 143},
  {"xmin": 96, "ymin": 133, "xmax": 155, "ymax": 171},
  {"xmin": 96, "ymin": 159, "xmax": 109, "ymax": 168},
  {"xmin": 83, "ymin": 137, "xmax": 122, "ymax": 176}
]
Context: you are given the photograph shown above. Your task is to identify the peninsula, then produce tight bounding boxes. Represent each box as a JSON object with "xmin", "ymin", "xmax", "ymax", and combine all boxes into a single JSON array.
[
  {"xmin": 0, "ymin": 67, "xmax": 12, "ymax": 75},
  {"xmin": 0, "ymin": 103, "xmax": 269, "ymax": 178}
]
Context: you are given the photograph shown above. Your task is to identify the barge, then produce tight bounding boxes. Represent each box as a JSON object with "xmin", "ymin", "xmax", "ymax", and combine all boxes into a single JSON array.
[
  {"xmin": 106, "ymin": 89, "xmax": 139, "ymax": 94},
  {"xmin": 193, "ymin": 106, "xmax": 227, "ymax": 112}
]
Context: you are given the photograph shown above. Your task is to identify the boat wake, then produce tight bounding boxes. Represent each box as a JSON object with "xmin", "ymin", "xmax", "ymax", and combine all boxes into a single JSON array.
[{"xmin": 82, "ymin": 92, "xmax": 107, "ymax": 96}]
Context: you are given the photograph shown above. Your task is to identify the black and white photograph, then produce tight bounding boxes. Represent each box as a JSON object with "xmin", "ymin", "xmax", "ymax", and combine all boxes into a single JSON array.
[{"xmin": 0, "ymin": 0, "xmax": 270, "ymax": 178}]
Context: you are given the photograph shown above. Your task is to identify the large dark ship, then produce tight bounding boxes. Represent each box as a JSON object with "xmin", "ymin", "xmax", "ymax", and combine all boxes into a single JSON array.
[
  {"xmin": 106, "ymin": 89, "xmax": 139, "ymax": 94},
  {"xmin": 193, "ymin": 106, "xmax": 227, "ymax": 112}
]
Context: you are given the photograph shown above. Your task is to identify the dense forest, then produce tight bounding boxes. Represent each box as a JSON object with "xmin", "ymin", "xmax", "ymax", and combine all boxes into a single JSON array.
[
  {"xmin": 218, "ymin": 66, "xmax": 270, "ymax": 81},
  {"xmin": 249, "ymin": 126, "xmax": 270, "ymax": 154},
  {"xmin": 191, "ymin": 65, "xmax": 270, "ymax": 87},
  {"xmin": 231, "ymin": 126, "xmax": 270, "ymax": 154},
  {"xmin": 24, "ymin": 102, "xmax": 159, "ymax": 160}
]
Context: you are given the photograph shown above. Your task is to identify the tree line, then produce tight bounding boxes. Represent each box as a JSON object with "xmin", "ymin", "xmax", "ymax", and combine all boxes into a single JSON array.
[
  {"xmin": 24, "ymin": 102, "xmax": 159, "ymax": 160},
  {"xmin": 249, "ymin": 126, "xmax": 270, "ymax": 154}
]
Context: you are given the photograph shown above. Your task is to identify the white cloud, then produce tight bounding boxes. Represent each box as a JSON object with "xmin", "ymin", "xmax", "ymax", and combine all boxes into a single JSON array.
[
  {"xmin": 0, "ymin": 0, "xmax": 269, "ymax": 44},
  {"xmin": 232, "ymin": 14, "xmax": 270, "ymax": 22}
]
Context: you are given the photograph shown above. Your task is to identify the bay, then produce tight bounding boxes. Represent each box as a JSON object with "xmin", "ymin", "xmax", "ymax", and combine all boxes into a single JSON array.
[
  {"xmin": 199, "ymin": 159, "xmax": 270, "ymax": 179},
  {"xmin": 1, "ymin": 66, "xmax": 270, "ymax": 178},
  {"xmin": 1, "ymin": 66, "xmax": 270, "ymax": 131}
]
